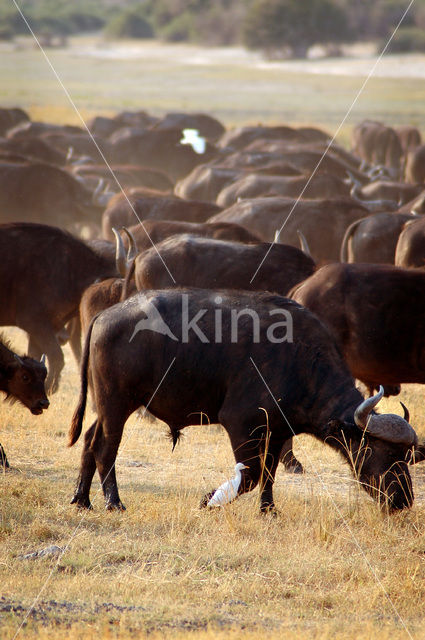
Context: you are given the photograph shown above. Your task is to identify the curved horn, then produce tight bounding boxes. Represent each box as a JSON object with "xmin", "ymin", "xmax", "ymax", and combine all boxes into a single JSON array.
[
  {"xmin": 354, "ymin": 386, "xmax": 384, "ymax": 429},
  {"xmin": 400, "ymin": 401, "xmax": 409, "ymax": 423},
  {"xmin": 40, "ymin": 354, "xmax": 47, "ymax": 367},
  {"xmin": 296, "ymin": 229, "xmax": 311, "ymax": 257},
  {"xmin": 112, "ymin": 227, "xmax": 126, "ymax": 278},
  {"xmin": 355, "ymin": 386, "xmax": 417, "ymax": 446},
  {"xmin": 121, "ymin": 227, "xmax": 138, "ymax": 262}
]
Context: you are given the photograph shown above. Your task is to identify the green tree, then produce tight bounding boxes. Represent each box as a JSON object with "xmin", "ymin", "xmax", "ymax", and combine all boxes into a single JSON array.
[{"xmin": 242, "ymin": 0, "xmax": 351, "ymax": 58}]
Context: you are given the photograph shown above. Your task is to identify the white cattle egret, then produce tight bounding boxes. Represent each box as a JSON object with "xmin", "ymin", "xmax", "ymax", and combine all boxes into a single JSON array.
[{"xmin": 207, "ymin": 462, "xmax": 248, "ymax": 507}]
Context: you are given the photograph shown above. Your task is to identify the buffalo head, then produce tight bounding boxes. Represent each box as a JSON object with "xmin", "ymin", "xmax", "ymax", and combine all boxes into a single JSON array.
[
  {"xmin": 326, "ymin": 387, "xmax": 417, "ymax": 511},
  {"xmin": 6, "ymin": 353, "xmax": 49, "ymax": 415}
]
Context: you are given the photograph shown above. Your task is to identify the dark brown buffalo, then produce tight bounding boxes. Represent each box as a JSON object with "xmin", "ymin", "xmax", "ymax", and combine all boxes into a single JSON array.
[
  {"xmin": 0, "ymin": 107, "xmax": 29, "ymax": 136},
  {"xmin": 69, "ymin": 289, "xmax": 417, "ymax": 513},
  {"xmin": 109, "ymin": 127, "xmax": 217, "ymax": 182},
  {"xmin": 216, "ymin": 124, "xmax": 330, "ymax": 150},
  {"xmin": 395, "ymin": 217, "xmax": 425, "ymax": 269},
  {"xmin": 218, "ymin": 147, "xmax": 362, "ymax": 181},
  {"xmin": 351, "ymin": 120, "xmax": 403, "ymax": 178},
  {"xmin": 0, "ymin": 161, "xmax": 102, "ymax": 229},
  {"xmin": 0, "ymin": 223, "xmax": 118, "ymax": 392},
  {"xmin": 70, "ymin": 163, "xmax": 173, "ymax": 193},
  {"xmin": 175, "ymin": 163, "xmax": 304, "ymax": 203},
  {"xmin": 152, "ymin": 112, "xmax": 226, "ymax": 142},
  {"xmin": 208, "ymin": 197, "xmax": 369, "ymax": 264},
  {"xmin": 291, "ymin": 262, "xmax": 425, "ymax": 395},
  {"xmin": 216, "ymin": 172, "xmax": 350, "ymax": 207},
  {"xmin": 126, "ymin": 232, "xmax": 313, "ymax": 473},
  {"xmin": 395, "ymin": 125, "xmax": 422, "ymax": 156},
  {"xmin": 349, "ymin": 177, "xmax": 423, "ymax": 206},
  {"xmin": 0, "ymin": 136, "xmax": 66, "ymax": 165},
  {"xmin": 340, "ymin": 212, "xmax": 417, "ymax": 264},
  {"xmin": 405, "ymin": 144, "xmax": 425, "ymax": 184},
  {"xmin": 0, "ymin": 337, "xmax": 49, "ymax": 467},
  {"xmin": 126, "ymin": 234, "xmax": 315, "ymax": 301},
  {"xmin": 123, "ymin": 220, "xmax": 261, "ymax": 253},
  {"xmin": 102, "ymin": 192, "xmax": 221, "ymax": 242}
]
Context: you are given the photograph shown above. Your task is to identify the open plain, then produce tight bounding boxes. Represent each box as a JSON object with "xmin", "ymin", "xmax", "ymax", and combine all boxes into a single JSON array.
[{"xmin": 1, "ymin": 37, "xmax": 425, "ymax": 639}]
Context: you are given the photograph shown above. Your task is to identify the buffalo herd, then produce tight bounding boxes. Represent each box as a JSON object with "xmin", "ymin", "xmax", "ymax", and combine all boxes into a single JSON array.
[{"xmin": 1, "ymin": 106, "xmax": 425, "ymax": 514}]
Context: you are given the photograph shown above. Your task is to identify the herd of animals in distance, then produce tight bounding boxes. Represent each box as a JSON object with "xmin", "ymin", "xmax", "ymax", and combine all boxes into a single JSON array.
[{"xmin": 1, "ymin": 106, "xmax": 425, "ymax": 514}]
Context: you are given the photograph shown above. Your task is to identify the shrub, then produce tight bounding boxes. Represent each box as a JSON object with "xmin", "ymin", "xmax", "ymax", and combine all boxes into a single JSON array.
[{"xmin": 385, "ymin": 26, "xmax": 425, "ymax": 53}]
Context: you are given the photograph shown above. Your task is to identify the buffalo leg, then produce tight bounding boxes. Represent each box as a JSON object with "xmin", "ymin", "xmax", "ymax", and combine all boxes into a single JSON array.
[
  {"xmin": 92, "ymin": 417, "xmax": 126, "ymax": 511},
  {"xmin": 27, "ymin": 328, "xmax": 64, "ymax": 394},
  {"xmin": 279, "ymin": 437, "xmax": 303, "ymax": 473},
  {"xmin": 71, "ymin": 422, "xmax": 97, "ymax": 509},
  {"xmin": 201, "ymin": 413, "xmax": 284, "ymax": 513},
  {"xmin": 67, "ymin": 316, "xmax": 82, "ymax": 364}
]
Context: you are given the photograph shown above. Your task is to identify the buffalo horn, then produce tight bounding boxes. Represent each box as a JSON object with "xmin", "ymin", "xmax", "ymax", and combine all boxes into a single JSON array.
[
  {"xmin": 400, "ymin": 401, "xmax": 410, "ymax": 423},
  {"xmin": 354, "ymin": 386, "xmax": 384, "ymax": 429},
  {"xmin": 40, "ymin": 354, "xmax": 47, "ymax": 367},
  {"xmin": 112, "ymin": 227, "xmax": 127, "ymax": 278},
  {"xmin": 121, "ymin": 227, "xmax": 138, "ymax": 262},
  {"xmin": 355, "ymin": 386, "xmax": 417, "ymax": 446},
  {"xmin": 297, "ymin": 229, "xmax": 311, "ymax": 257}
]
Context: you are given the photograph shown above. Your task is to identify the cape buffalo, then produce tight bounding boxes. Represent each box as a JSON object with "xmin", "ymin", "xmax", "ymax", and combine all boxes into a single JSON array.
[
  {"xmin": 340, "ymin": 212, "xmax": 416, "ymax": 264},
  {"xmin": 0, "ymin": 337, "xmax": 49, "ymax": 467},
  {"xmin": 69, "ymin": 289, "xmax": 417, "ymax": 513},
  {"xmin": 208, "ymin": 197, "xmax": 369, "ymax": 263},
  {"xmin": 291, "ymin": 262, "xmax": 425, "ymax": 395},
  {"xmin": 124, "ymin": 235, "xmax": 316, "ymax": 303},
  {"xmin": 395, "ymin": 217, "xmax": 425, "ymax": 269},
  {"xmin": 0, "ymin": 223, "xmax": 118, "ymax": 392}
]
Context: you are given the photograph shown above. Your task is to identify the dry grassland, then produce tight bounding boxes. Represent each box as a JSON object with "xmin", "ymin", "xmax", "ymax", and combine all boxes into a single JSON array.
[{"xmin": 1, "ymin": 328, "xmax": 425, "ymax": 640}]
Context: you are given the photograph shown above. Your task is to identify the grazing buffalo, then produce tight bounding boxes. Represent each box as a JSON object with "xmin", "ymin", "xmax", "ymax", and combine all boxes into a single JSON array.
[
  {"xmin": 291, "ymin": 263, "xmax": 425, "ymax": 395},
  {"xmin": 125, "ymin": 235, "xmax": 316, "ymax": 302},
  {"xmin": 69, "ymin": 289, "xmax": 417, "ymax": 513},
  {"xmin": 340, "ymin": 212, "xmax": 417, "ymax": 264},
  {"xmin": 395, "ymin": 125, "xmax": 422, "ymax": 156},
  {"xmin": 395, "ymin": 217, "xmax": 425, "ymax": 269},
  {"xmin": 102, "ymin": 192, "xmax": 221, "ymax": 242},
  {"xmin": 125, "ymin": 234, "xmax": 315, "ymax": 472},
  {"xmin": 109, "ymin": 127, "xmax": 217, "ymax": 182},
  {"xmin": 0, "ymin": 223, "xmax": 117, "ymax": 392},
  {"xmin": 122, "ymin": 220, "xmax": 261, "ymax": 253},
  {"xmin": 208, "ymin": 197, "xmax": 369, "ymax": 263},
  {"xmin": 215, "ymin": 172, "xmax": 350, "ymax": 208},
  {"xmin": 0, "ymin": 337, "xmax": 49, "ymax": 467},
  {"xmin": 405, "ymin": 144, "xmax": 425, "ymax": 184},
  {"xmin": 0, "ymin": 161, "xmax": 103, "ymax": 230},
  {"xmin": 0, "ymin": 107, "xmax": 29, "ymax": 136},
  {"xmin": 351, "ymin": 120, "xmax": 403, "ymax": 178}
]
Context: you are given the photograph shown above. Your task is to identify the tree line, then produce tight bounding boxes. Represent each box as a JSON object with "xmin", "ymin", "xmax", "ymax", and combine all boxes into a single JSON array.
[{"xmin": 1, "ymin": 0, "xmax": 425, "ymax": 58}]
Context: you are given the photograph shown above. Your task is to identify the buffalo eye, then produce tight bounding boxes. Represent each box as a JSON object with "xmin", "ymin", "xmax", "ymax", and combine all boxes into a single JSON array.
[{"xmin": 22, "ymin": 373, "xmax": 30, "ymax": 383}]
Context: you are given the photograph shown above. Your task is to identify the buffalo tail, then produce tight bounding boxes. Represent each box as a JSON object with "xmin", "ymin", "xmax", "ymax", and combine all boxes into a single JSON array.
[{"xmin": 68, "ymin": 316, "xmax": 96, "ymax": 446}]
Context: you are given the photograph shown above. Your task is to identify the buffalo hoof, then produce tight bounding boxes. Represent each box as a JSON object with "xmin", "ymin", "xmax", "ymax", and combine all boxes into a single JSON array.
[
  {"xmin": 260, "ymin": 503, "xmax": 277, "ymax": 517},
  {"xmin": 199, "ymin": 491, "xmax": 216, "ymax": 509},
  {"xmin": 70, "ymin": 495, "xmax": 93, "ymax": 510},
  {"xmin": 106, "ymin": 500, "xmax": 126, "ymax": 511}
]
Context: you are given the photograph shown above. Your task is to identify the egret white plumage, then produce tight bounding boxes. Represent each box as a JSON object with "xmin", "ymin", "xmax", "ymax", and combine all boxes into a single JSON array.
[{"xmin": 207, "ymin": 462, "xmax": 248, "ymax": 507}]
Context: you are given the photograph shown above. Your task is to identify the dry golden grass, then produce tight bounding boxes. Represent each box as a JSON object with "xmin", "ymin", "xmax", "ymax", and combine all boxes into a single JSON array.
[{"xmin": 1, "ymin": 329, "xmax": 425, "ymax": 639}]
